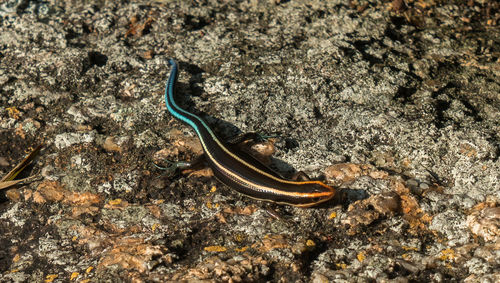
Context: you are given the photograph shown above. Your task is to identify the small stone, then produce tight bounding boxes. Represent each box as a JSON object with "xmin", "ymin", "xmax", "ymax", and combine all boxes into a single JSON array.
[
  {"xmin": 5, "ymin": 189, "xmax": 21, "ymax": 202},
  {"xmin": 467, "ymin": 205, "xmax": 500, "ymax": 242},
  {"xmin": 103, "ymin": 136, "xmax": 122, "ymax": 153},
  {"xmin": 0, "ymin": 157, "xmax": 9, "ymax": 166}
]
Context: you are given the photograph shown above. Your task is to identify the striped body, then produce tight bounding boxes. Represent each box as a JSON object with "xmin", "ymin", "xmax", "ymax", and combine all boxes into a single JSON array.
[{"xmin": 165, "ymin": 59, "xmax": 335, "ymax": 207}]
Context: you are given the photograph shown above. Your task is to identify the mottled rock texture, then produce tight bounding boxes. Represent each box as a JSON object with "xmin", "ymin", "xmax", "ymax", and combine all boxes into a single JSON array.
[{"xmin": 1, "ymin": 0, "xmax": 499, "ymax": 281}]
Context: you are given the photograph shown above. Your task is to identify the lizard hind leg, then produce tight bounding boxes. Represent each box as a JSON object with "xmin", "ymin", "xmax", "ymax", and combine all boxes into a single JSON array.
[
  {"xmin": 154, "ymin": 155, "xmax": 206, "ymax": 176},
  {"xmin": 226, "ymin": 132, "xmax": 280, "ymax": 146}
]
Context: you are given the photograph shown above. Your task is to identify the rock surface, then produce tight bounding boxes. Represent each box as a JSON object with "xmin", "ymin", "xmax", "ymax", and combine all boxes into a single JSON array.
[{"xmin": 1, "ymin": 0, "xmax": 499, "ymax": 281}]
